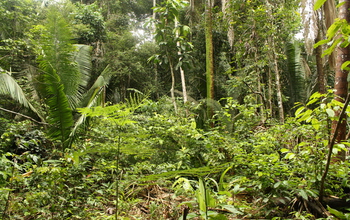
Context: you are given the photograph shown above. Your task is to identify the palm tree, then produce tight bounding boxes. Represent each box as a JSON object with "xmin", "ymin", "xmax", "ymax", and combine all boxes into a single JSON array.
[{"xmin": 0, "ymin": 6, "xmax": 112, "ymax": 149}]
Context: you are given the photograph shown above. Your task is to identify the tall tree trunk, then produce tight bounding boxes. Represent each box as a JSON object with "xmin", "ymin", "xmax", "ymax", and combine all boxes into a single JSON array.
[
  {"xmin": 167, "ymin": 51, "xmax": 178, "ymax": 113},
  {"xmin": 175, "ymin": 20, "xmax": 188, "ymax": 105},
  {"xmin": 205, "ymin": 0, "xmax": 214, "ymax": 120},
  {"xmin": 266, "ymin": 0, "xmax": 284, "ymax": 123},
  {"xmin": 273, "ymin": 53, "xmax": 285, "ymax": 123},
  {"xmin": 221, "ymin": 0, "xmax": 234, "ymax": 48},
  {"xmin": 268, "ymin": 68, "xmax": 274, "ymax": 118},
  {"xmin": 332, "ymin": 0, "xmax": 350, "ymax": 161},
  {"xmin": 179, "ymin": 65, "xmax": 188, "ymax": 103},
  {"xmin": 268, "ymin": 35, "xmax": 284, "ymax": 123},
  {"xmin": 316, "ymin": 12, "xmax": 326, "ymax": 94},
  {"xmin": 153, "ymin": 0, "xmax": 159, "ymax": 99}
]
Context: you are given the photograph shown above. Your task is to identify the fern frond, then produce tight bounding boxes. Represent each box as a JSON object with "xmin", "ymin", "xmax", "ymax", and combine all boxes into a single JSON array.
[{"xmin": 125, "ymin": 88, "xmax": 149, "ymax": 109}]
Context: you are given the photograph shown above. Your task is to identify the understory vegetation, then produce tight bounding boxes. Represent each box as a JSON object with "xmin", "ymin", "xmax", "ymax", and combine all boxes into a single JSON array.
[
  {"xmin": 1, "ymin": 0, "xmax": 350, "ymax": 219},
  {"xmin": 1, "ymin": 92, "xmax": 350, "ymax": 219}
]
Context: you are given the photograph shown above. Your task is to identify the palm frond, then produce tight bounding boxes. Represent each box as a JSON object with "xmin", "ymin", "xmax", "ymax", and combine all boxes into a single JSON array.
[
  {"xmin": 284, "ymin": 41, "xmax": 306, "ymax": 106},
  {"xmin": 69, "ymin": 65, "xmax": 113, "ymax": 143},
  {"xmin": 0, "ymin": 71, "xmax": 31, "ymax": 108},
  {"xmin": 34, "ymin": 7, "xmax": 79, "ymax": 148},
  {"xmin": 73, "ymin": 44, "xmax": 92, "ymax": 89},
  {"xmin": 43, "ymin": 68, "xmax": 74, "ymax": 149},
  {"xmin": 38, "ymin": 7, "xmax": 84, "ymax": 109},
  {"xmin": 81, "ymin": 65, "xmax": 112, "ymax": 107},
  {"xmin": 0, "ymin": 69, "xmax": 43, "ymax": 120}
]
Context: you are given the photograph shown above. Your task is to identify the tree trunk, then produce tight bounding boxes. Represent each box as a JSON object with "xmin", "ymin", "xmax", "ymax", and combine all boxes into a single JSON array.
[
  {"xmin": 274, "ymin": 55, "xmax": 285, "ymax": 123},
  {"xmin": 268, "ymin": 68, "xmax": 274, "ymax": 118},
  {"xmin": 315, "ymin": 14, "xmax": 326, "ymax": 94},
  {"xmin": 205, "ymin": 0, "xmax": 214, "ymax": 120},
  {"xmin": 153, "ymin": 0, "xmax": 159, "ymax": 99},
  {"xmin": 332, "ymin": 0, "xmax": 350, "ymax": 161},
  {"xmin": 167, "ymin": 51, "xmax": 178, "ymax": 113},
  {"xmin": 221, "ymin": 0, "xmax": 234, "ymax": 49},
  {"xmin": 266, "ymin": 0, "xmax": 284, "ymax": 123},
  {"xmin": 269, "ymin": 36, "xmax": 284, "ymax": 123},
  {"xmin": 175, "ymin": 19, "xmax": 188, "ymax": 105},
  {"xmin": 179, "ymin": 66, "xmax": 187, "ymax": 103}
]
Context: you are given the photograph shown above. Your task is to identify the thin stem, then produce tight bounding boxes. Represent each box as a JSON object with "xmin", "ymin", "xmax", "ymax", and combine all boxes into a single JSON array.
[
  {"xmin": 319, "ymin": 93, "xmax": 350, "ymax": 202},
  {"xmin": 115, "ymin": 129, "xmax": 121, "ymax": 219}
]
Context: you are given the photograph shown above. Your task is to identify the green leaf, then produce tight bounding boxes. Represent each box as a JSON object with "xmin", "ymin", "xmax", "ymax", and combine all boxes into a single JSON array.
[
  {"xmin": 285, "ymin": 152, "xmax": 295, "ymax": 160},
  {"xmin": 324, "ymin": 38, "xmax": 342, "ymax": 56},
  {"xmin": 280, "ymin": 148, "xmax": 290, "ymax": 153},
  {"xmin": 299, "ymin": 189, "xmax": 308, "ymax": 201},
  {"xmin": 306, "ymin": 97, "xmax": 320, "ymax": 106},
  {"xmin": 222, "ymin": 205, "xmax": 243, "ymax": 215},
  {"xmin": 295, "ymin": 106, "xmax": 305, "ymax": 118},
  {"xmin": 337, "ymin": 2, "xmax": 346, "ymax": 8},
  {"xmin": 327, "ymin": 206, "xmax": 346, "ymax": 219},
  {"xmin": 314, "ymin": 0, "xmax": 327, "ymax": 10},
  {"xmin": 197, "ymin": 178, "xmax": 207, "ymax": 213},
  {"xmin": 219, "ymin": 165, "xmax": 233, "ymax": 191},
  {"xmin": 314, "ymin": 39, "xmax": 329, "ymax": 48},
  {"xmin": 73, "ymin": 151, "xmax": 80, "ymax": 168},
  {"xmin": 311, "ymin": 118, "xmax": 320, "ymax": 130},
  {"xmin": 341, "ymin": 61, "xmax": 350, "ymax": 70},
  {"xmin": 327, "ymin": 19, "xmax": 344, "ymax": 39}
]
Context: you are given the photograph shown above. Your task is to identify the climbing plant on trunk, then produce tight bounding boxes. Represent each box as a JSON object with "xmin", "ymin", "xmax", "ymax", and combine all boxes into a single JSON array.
[{"xmin": 205, "ymin": 0, "xmax": 215, "ymax": 121}]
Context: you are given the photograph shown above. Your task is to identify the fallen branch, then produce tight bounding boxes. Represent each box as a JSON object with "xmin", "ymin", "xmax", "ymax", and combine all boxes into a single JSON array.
[{"xmin": 0, "ymin": 107, "xmax": 48, "ymax": 125}]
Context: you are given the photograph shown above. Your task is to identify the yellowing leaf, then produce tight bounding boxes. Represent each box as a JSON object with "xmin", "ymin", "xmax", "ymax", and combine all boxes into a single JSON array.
[{"xmin": 326, "ymin": 109, "xmax": 335, "ymax": 117}]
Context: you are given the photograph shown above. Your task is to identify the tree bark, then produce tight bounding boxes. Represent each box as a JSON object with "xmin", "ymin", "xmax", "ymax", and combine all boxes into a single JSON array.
[
  {"xmin": 274, "ymin": 54, "xmax": 284, "ymax": 123},
  {"xmin": 332, "ymin": 0, "xmax": 350, "ymax": 161},
  {"xmin": 167, "ymin": 51, "xmax": 178, "ymax": 113},
  {"xmin": 316, "ymin": 13, "xmax": 326, "ymax": 94},
  {"xmin": 205, "ymin": 0, "xmax": 214, "ymax": 121},
  {"xmin": 268, "ymin": 68, "xmax": 274, "ymax": 118}
]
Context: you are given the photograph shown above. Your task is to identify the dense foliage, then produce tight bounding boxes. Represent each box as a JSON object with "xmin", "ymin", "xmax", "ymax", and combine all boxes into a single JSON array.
[{"xmin": 1, "ymin": 0, "xmax": 350, "ymax": 219}]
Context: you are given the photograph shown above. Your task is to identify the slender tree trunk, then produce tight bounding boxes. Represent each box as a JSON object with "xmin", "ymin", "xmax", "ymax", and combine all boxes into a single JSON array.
[
  {"xmin": 167, "ymin": 51, "xmax": 178, "ymax": 113},
  {"xmin": 274, "ymin": 55, "xmax": 284, "ymax": 123},
  {"xmin": 269, "ymin": 37, "xmax": 284, "ymax": 123},
  {"xmin": 268, "ymin": 68, "xmax": 273, "ymax": 118},
  {"xmin": 266, "ymin": 0, "xmax": 284, "ymax": 123},
  {"xmin": 175, "ymin": 19, "xmax": 188, "ymax": 104},
  {"xmin": 316, "ymin": 13, "xmax": 326, "ymax": 94},
  {"xmin": 179, "ymin": 65, "xmax": 187, "ymax": 103},
  {"xmin": 153, "ymin": 0, "xmax": 159, "ymax": 99},
  {"xmin": 332, "ymin": 0, "xmax": 350, "ymax": 161},
  {"xmin": 205, "ymin": 0, "xmax": 214, "ymax": 120}
]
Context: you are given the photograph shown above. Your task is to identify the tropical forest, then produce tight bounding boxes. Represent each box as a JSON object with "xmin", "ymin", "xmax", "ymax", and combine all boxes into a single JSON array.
[{"xmin": 2, "ymin": 0, "xmax": 350, "ymax": 219}]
